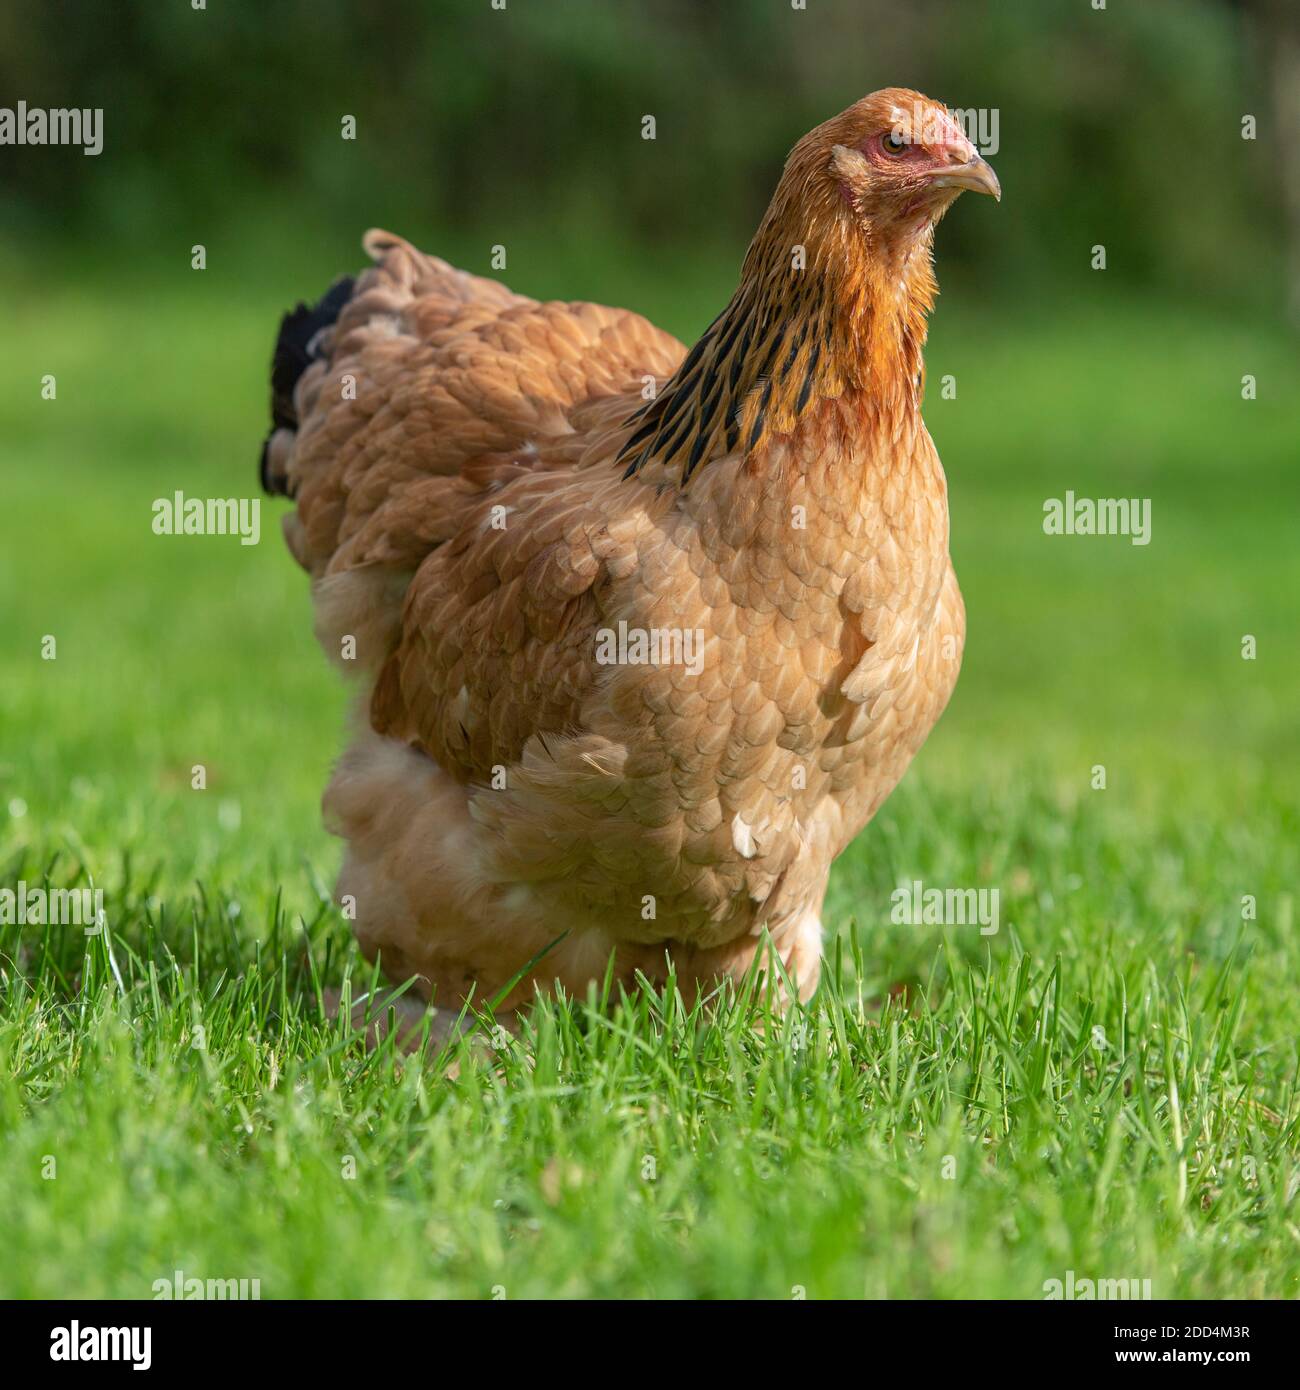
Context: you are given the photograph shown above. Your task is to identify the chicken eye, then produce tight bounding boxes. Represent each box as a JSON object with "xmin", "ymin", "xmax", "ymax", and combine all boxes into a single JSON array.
[{"xmin": 881, "ymin": 131, "xmax": 908, "ymax": 156}]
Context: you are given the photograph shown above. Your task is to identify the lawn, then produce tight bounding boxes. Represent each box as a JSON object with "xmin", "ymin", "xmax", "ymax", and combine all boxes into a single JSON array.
[{"xmin": 1, "ymin": 236, "xmax": 1297, "ymax": 1298}]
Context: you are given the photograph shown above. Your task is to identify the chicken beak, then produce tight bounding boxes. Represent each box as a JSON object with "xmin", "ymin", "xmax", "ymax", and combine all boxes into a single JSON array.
[{"xmin": 929, "ymin": 154, "xmax": 1001, "ymax": 201}]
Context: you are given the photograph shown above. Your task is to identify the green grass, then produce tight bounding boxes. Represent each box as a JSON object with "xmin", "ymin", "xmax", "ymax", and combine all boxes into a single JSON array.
[{"xmin": 1, "ymin": 237, "xmax": 1297, "ymax": 1298}]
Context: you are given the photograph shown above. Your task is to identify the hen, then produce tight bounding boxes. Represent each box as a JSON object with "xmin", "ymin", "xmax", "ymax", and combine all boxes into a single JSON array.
[{"xmin": 259, "ymin": 88, "xmax": 998, "ymax": 1030}]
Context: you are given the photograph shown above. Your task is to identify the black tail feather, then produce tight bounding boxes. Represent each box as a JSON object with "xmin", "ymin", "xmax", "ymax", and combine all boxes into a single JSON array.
[{"xmin": 260, "ymin": 274, "xmax": 356, "ymax": 495}]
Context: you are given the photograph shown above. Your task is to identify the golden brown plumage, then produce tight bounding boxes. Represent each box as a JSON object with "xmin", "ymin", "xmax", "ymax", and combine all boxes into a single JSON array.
[{"xmin": 261, "ymin": 88, "xmax": 998, "ymax": 1026}]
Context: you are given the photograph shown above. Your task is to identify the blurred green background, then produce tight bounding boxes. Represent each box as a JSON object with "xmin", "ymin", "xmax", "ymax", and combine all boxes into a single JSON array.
[
  {"xmin": 1, "ymin": 0, "xmax": 1298, "ymax": 1300},
  {"xmin": 2, "ymin": 0, "xmax": 1299, "ymax": 312}
]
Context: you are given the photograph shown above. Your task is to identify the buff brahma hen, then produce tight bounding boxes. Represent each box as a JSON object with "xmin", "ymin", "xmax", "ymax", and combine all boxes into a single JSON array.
[{"xmin": 259, "ymin": 88, "xmax": 998, "ymax": 1034}]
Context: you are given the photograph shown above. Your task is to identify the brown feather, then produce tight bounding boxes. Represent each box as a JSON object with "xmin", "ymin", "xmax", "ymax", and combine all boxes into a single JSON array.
[{"xmin": 269, "ymin": 88, "xmax": 987, "ymax": 1020}]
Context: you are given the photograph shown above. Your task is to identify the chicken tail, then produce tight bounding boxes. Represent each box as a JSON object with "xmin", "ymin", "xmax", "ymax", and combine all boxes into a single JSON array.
[{"xmin": 259, "ymin": 275, "xmax": 356, "ymax": 496}]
